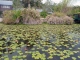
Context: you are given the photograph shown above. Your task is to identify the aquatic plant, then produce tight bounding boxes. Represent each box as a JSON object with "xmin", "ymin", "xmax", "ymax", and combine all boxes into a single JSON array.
[{"xmin": 0, "ymin": 24, "xmax": 80, "ymax": 60}]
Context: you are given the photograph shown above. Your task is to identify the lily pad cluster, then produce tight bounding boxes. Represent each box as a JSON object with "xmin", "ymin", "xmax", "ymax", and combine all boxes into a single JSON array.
[{"xmin": 0, "ymin": 24, "xmax": 80, "ymax": 60}]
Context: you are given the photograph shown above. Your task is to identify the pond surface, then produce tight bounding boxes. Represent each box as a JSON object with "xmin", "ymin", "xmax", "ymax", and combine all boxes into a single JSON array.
[{"xmin": 0, "ymin": 24, "xmax": 80, "ymax": 60}]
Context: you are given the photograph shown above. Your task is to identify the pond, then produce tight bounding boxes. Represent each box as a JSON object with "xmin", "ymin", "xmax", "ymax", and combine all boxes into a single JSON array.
[{"xmin": 0, "ymin": 24, "xmax": 80, "ymax": 60}]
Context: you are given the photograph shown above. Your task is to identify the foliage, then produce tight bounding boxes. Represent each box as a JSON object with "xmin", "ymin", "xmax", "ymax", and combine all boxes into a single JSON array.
[
  {"xmin": 42, "ymin": 0, "xmax": 53, "ymax": 13},
  {"xmin": 40, "ymin": 10, "xmax": 47, "ymax": 18},
  {"xmin": 21, "ymin": 8, "xmax": 40, "ymax": 19},
  {"xmin": 0, "ymin": 24, "xmax": 80, "ymax": 60},
  {"xmin": 35, "ymin": 0, "xmax": 42, "ymax": 8},
  {"xmin": 13, "ymin": 0, "xmax": 23, "ymax": 9},
  {"xmin": 22, "ymin": 0, "xmax": 42, "ymax": 8},
  {"xmin": 21, "ymin": 8, "xmax": 41, "ymax": 24},
  {"xmin": 52, "ymin": 3, "xmax": 62, "ymax": 12},
  {"xmin": 52, "ymin": 12, "xmax": 65, "ymax": 17},
  {"xmin": 68, "ymin": 6, "xmax": 80, "ymax": 15},
  {"xmin": 52, "ymin": 0, "xmax": 72, "ymax": 14},
  {"xmin": 52, "ymin": 0, "xmax": 79, "ymax": 15},
  {"xmin": 45, "ymin": 12, "xmax": 74, "ymax": 25},
  {"xmin": 3, "ymin": 10, "xmax": 21, "ymax": 24},
  {"xmin": 3, "ymin": 10, "xmax": 15, "ymax": 24},
  {"xmin": 3, "ymin": 8, "xmax": 42, "ymax": 24},
  {"xmin": 32, "ymin": 51, "xmax": 46, "ymax": 60},
  {"xmin": 63, "ymin": 16, "xmax": 74, "ymax": 24},
  {"xmin": 2, "ymin": 8, "xmax": 74, "ymax": 25},
  {"xmin": 13, "ymin": 10, "xmax": 21, "ymax": 20}
]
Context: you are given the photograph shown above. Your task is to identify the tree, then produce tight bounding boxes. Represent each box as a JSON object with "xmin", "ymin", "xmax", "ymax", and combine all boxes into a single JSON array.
[
  {"xmin": 22, "ymin": 0, "xmax": 42, "ymax": 8},
  {"xmin": 52, "ymin": 0, "xmax": 73, "ymax": 14},
  {"xmin": 70, "ymin": 6, "xmax": 80, "ymax": 15},
  {"xmin": 13, "ymin": 0, "xmax": 23, "ymax": 9},
  {"xmin": 35, "ymin": 0, "xmax": 42, "ymax": 8},
  {"xmin": 43, "ymin": 0, "xmax": 53, "ymax": 12}
]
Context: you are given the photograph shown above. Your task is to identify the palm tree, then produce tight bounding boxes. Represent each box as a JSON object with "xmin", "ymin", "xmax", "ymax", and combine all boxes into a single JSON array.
[
  {"xmin": 22, "ymin": 0, "xmax": 42, "ymax": 8},
  {"xmin": 22, "ymin": 0, "xmax": 30, "ymax": 8}
]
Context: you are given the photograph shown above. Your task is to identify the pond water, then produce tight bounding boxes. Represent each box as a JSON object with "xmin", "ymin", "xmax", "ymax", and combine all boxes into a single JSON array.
[
  {"xmin": 0, "ymin": 32, "xmax": 80, "ymax": 60},
  {"xmin": 0, "ymin": 24, "xmax": 80, "ymax": 60}
]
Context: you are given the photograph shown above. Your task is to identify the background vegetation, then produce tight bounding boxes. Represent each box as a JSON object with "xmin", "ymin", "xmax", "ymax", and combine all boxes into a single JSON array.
[{"xmin": 1, "ymin": 0, "xmax": 80, "ymax": 24}]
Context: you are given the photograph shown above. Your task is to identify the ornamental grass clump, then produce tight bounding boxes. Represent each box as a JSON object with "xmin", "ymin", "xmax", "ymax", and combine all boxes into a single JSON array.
[
  {"xmin": 21, "ymin": 8, "xmax": 42, "ymax": 24},
  {"xmin": 45, "ymin": 12, "xmax": 74, "ymax": 25},
  {"xmin": 3, "ymin": 10, "xmax": 21, "ymax": 24},
  {"xmin": 3, "ymin": 10, "xmax": 15, "ymax": 24},
  {"xmin": 62, "ymin": 16, "xmax": 74, "ymax": 25}
]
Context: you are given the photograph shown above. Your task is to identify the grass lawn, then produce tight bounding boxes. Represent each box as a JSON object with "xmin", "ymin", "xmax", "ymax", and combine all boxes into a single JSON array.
[{"xmin": 0, "ymin": 23, "xmax": 80, "ymax": 60}]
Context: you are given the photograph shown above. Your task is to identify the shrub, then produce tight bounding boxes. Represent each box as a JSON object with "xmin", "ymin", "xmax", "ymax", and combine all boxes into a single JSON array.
[
  {"xmin": 3, "ymin": 8, "xmax": 42, "ymax": 24},
  {"xmin": 21, "ymin": 8, "xmax": 42, "ymax": 24},
  {"xmin": 13, "ymin": 10, "xmax": 21, "ymax": 20},
  {"xmin": 40, "ymin": 10, "xmax": 47, "ymax": 18},
  {"xmin": 3, "ymin": 10, "xmax": 21, "ymax": 24},
  {"xmin": 3, "ymin": 10, "xmax": 14, "ymax": 24},
  {"xmin": 13, "ymin": 10, "xmax": 22, "ymax": 24},
  {"xmin": 62, "ymin": 16, "xmax": 74, "ymax": 25},
  {"xmin": 45, "ymin": 12, "xmax": 74, "ymax": 25},
  {"xmin": 21, "ymin": 8, "xmax": 40, "ymax": 19}
]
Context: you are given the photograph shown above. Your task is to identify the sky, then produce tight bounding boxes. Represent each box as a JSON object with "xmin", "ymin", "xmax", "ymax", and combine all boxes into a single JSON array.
[
  {"xmin": 42, "ymin": 0, "xmax": 80, "ymax": 6},
  {"xmin": 73, "ymin": 0, "xmax": 80, "ymax": 6}
]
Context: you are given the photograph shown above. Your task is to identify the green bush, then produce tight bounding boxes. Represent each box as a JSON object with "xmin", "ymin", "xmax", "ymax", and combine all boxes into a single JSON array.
[
  {"xmin": 13, "ymin": 10, "xmax": 21, "ymax": 20},
  {"xmin": 40, "ymin": 11, "xmax": 47, "ymax": 18}
]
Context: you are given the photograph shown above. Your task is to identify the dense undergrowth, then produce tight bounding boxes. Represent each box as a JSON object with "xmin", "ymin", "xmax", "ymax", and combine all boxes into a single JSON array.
[
  {"xmin": 45, "ymin": 12, "xmax": 74, "ymax": 25},
  {"xmin": 2, "ymin": 8, "xmax": 74, "ymax": 25}
]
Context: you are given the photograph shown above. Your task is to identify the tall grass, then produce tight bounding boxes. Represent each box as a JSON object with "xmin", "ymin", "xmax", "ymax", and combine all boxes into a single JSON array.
[
  {"xmin": 3, "ymin": 10, "xmax": 21, "ymax": 24},
  {"xmin": 45, "ymin": 12, "xmax": 74, "ymax": 25}
]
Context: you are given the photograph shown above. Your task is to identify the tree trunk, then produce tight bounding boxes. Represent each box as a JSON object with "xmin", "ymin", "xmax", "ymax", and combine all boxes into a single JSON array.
[
  {"xmin": 28, "ymin": 0, "xmax": 31, "ymax": 8},
  {"xmin": 28, "ymin": 3, "xmax": 31, "ymax": 8}
]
